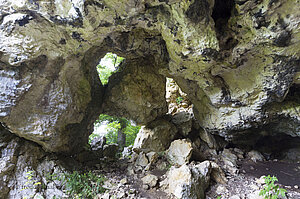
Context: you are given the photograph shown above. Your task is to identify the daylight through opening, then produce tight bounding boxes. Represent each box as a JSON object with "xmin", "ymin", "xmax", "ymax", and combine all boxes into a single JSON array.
[{"xmin": 89, "ymin": 53, "xmax": 140, "ymax": 155}]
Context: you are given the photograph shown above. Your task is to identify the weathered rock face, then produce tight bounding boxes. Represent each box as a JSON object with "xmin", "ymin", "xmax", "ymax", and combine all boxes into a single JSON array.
[
  {"xmin": 0, "ymin": 126, "xmax": 67, "ymax": 199},
  {"xmin": 0, "ymin": 0, "xmax": 299, "ymax": 153},
  {"xmin": 167, "ymin": 161, "xmax": 211, "ymax": 199},
  {"xmin": 133, "ymin": 118, "xmax": 177, "ymax": 153}
]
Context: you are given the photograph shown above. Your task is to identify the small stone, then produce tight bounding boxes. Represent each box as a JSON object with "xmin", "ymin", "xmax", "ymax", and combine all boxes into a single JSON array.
[
  {"xmin": 127, "ymin": 166, "xmax": 135, "ymax": 175},
  {"xmin": 256, "ymin": 176, "xmax": 266, "ymax": 184},
  {"xmin": 294, "ymin": 185, "xmax": 299, "ymax": 189},
  {"xmin": 237, "ymin": 154, "xmax": 244, "ymax": 159},
  {"xmin": 247, "ymin": 150, "xmax": 265, "ymax": 162},
  {"xmin": 143, "ymin": 184, "xmax": 149, "ymax": 190},
  {"xmin": 229, "ymin": 195, "xmax": 240, "ymax": 199},
  {"xmin": 120, "ymin": 178, "xmax": 128, "ymax": 185},
  {"xmin": 141, "ymin": 174, "xmax": 158, "ymax": 188},
  {"xmin": 117, "ymin": 191, "xmax": 126, "ymax": 198},
  {"xmin": 135, "ymin": 152, "xmax": 149, "ymax": 167},
  {"xmin": 250, "ymin": 184, "xmax": 259, "ymax": 190},
  {"xmin": 233, "ymin": 148, "xmax": 244, "ymax": 155},
  {"xmin": 250, "ymin": 166, "xmax": 255, "ymax": 170},
  {"xmin": 216, "ymin": 185, "xmax": 227, "ymax": 195},
  {"xmin": 129, "ymin": 189, "xmax": 136, "ymax": 194}
]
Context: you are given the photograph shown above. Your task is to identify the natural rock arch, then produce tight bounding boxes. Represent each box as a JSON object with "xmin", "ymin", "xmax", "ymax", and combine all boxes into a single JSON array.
[{"xmin": 0, "ymin": 0, "xmax": 299, "ymax": 154}]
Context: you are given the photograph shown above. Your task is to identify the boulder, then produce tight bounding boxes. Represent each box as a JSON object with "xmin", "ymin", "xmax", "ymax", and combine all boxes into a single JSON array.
[
  {"xmin": 247, "ymin": 150, "xmax": 265, "ymax": 162},
  {"xmin": 221, "ymin": 149, "xmax": 239, "ymax": 175},
  {"xmin": 167, "ymin": 161, "xmax": 211, "ymax": 199},
  {"xmin": 172, "ymin": 112, "xmax": 193, "ymax": 136},
  {"xmin": 103, "ymin": 144, "xmax": 119, "ymax": 159},
  {"xmin": 167, "ymin": 139, "xmax": 193, "ymax": 166},
  {"xmin": 90, "ymin": 136, "xmax": 106, "ymax": 152},
  {"xmin": 199, "ymin": 128, "xmax": 217, "ymax": 149},
  {"xmin": 211, "ymin": 162, "xmax": 227, "ymax": 184},
  {"xmin": 146, "ymin": 152, "xmax": 159, "ymax": 165},
  {"xmin": 141, "ymin": 174, "xmax": 158, "ymax": 188},
  {"xmin": 133, "ymin": 119, "xmax": 177, "ymax": 153},
  {"xmin": 135, "ymin": 152, "xmax": 149, "ymax": 167}
]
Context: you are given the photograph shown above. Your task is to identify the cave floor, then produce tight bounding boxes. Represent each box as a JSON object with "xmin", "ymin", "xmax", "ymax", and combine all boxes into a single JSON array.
[
  {"xmin": 240, "ymin": 159, "xmax": 300, "ymax": 187},
  {"xmin": 206, "ymin": 158, "xmax": 300, "ymax": 199}
]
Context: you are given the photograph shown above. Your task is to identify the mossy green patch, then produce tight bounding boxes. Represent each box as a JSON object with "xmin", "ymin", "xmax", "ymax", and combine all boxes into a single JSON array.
[{"xmin": 76, "ymin": 77, "xmax": 91, "ymax": 110}]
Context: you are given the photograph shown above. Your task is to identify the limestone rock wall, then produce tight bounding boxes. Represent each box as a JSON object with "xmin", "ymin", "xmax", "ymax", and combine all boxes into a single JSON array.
[{"xmin": 0, "ymin": 0, "xmax": 299, "ymax": 153}]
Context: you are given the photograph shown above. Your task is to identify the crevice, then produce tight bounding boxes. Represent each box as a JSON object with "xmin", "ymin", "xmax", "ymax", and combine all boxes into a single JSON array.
[
  {"xmin": 211, "ymin": 0, "xmax": 234, "ymax": 33},
  {"xmin": 211, "ymin": 0, "xmax": 237, "ymax": 51}
]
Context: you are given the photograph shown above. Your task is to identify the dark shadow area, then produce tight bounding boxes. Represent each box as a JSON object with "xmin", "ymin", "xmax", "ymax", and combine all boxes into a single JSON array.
[
  {"xmin": 240, "ymin": 160, "xmax": 300, "ymax": 187},
  {"xmin": 212, "ymin": 0, "xmax": 234, "ymax": 32}
]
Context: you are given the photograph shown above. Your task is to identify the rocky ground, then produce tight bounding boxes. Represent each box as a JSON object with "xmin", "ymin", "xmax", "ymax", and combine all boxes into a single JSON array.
[{"xmin": 94, "ymin": 148, "xmax": 300, "ymax": 199}]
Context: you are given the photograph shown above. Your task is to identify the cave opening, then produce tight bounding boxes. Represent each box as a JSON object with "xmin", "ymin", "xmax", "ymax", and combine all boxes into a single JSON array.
[
  {"xmin": 96, "ymin": 52, "xmax": 125, "ymax": 86},
  {"xmin": 230, "ymin": 127, "xmax": 300, "ymax": 162},
  {"xmin": 253, "ymin": 134, "xmax": 300, "ymax": 161},
  {"xmin": 89, "ymin": 52, "xmax": 141, "ymax": 153}
]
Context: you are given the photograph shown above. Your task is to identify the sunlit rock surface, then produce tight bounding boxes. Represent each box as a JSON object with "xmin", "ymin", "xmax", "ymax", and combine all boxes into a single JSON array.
[{"xmin": 0, "ymin": 0, "xmax": 299, "ymax": 153}]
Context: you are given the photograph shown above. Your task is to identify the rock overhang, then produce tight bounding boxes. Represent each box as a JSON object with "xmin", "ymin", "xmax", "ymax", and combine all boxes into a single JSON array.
[{"xmin": 0, "ymin": 0, "xmax": 299, "ymax": 153}]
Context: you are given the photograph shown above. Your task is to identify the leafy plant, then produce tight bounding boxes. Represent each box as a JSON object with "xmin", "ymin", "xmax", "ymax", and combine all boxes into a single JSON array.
[
  {"xmin": 176, "ymin": 96, "xmax": 183, "ymax": 104},
  {"xmin": 259, "ymin": 175, "xmax": 287, "ymax": 199},
  {"xmin": 96, "ymin": 53, "xmax": 124, "ymax": 85},
  {"xmin": 216, "ymin": 196, "xmax": 222, "ymax": 199},
  {"xmin": 61, "ymin": 171, "xmax": 106, "ymax": 199},
  {"xmin": 91, "ymin": 114, "xmax": 140, "ymax": 149}
]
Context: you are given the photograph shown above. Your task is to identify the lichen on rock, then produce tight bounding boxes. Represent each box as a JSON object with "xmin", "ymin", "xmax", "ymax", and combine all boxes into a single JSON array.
[{"xmin": 0, "ymin": 0, "xmax": 299, "ymax": 153}]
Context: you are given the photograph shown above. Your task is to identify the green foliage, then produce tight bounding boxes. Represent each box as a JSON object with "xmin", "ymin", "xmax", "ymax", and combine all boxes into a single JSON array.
[
  {"xmin": 105, "ymin": 121, "xmax": 121, "ymax": 145},
  {"xmin": 123, "ymin": 124, "xmax": 141, "ymax": 146},
  {"xmin": 259, "ymin": 175, "xmax": 287, "ymax": 199},
  {"xmin": 176, "ymin": 96, "xmax": 183, "ymax": 104},
  {"xmin": 216, "ymin": 196, "xmax": 222, "ymax": 199},
  {"xmin": 91, "ymin": 114, "xmax": 140, "ymax": 147},
  {"xmin": 96, "ymin": 53, "xmax": 124, "ymax": 85},
  {"xmin": 61, "ymin": 171, "xmax": 106, "ymax": 199}
]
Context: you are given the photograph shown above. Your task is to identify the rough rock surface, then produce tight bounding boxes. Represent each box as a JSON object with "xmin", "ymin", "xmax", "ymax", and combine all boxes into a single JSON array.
[
  {"xmin": 167, "ymin": 139, "xmax": 193, "ymax": 166},
  {"xmin": 133, "ymin": 118, "xmax": 177, "ymax": 153},
  {"xmin": 0, "ymin": 0, "xmax": 299, "ymax": 154},
  {"xmin": 0, "ymin": 126, "xmax": 67, "ymax": 199},
  {"xmin": 167, "ymin": 161, "xmax": 211, "ymax": 199}
]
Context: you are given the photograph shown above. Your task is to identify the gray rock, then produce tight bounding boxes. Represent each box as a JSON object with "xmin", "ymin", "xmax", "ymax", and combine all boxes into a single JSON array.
[
  {"xmin": 247, "ymin": 150, "xmax": 265, "ymax": 162},
  {"xmin": 282, "ymin": 147, "xmax": 300, "ymax": 161},
  {"xmin": 199, "ymin": 129, "xmax": 217, "ymax": 149},
  {"xmin": 167, "ymin": 139, "xmax": 193, "ymax": 166},
  {"xmin": 103, "ymin": 144, "xmax": 119, "ymax": 158},
  {"xmin": 135, "ymin": 152, "xmax": 149, "ymax": 167},
  {"xmin": 133, "ymin": 119, "xmax": 177, "ymax": 153},
  {"xmin": 172, "ymin": 112, "xmax": 193, "ymax": 136},
  {"xmin": 222, "ymin": 149, "xmax": 238, "ymax": 167},
  {"xmin": 0, "ymin": 0, "xmax": 299, "ymax": 155},
  {"xmin": 229, "ymin": 195, "xmax": 240, "ymax": 199},
  {"xmin": 141, "ymin": 174, "xmax": 158, "ymax": 188},
  {"xmin": 167, "ymin": 161, "xmax": 211, "ymax": 199},
  {"xmin": 146, "ymin": 152, "xmax": 159, "ymax": 165},
  {"xmin": 211, "ymin": 162, "xmax": 227, "ymax": 184},
  {"xmin": 90, "ymin": 136, "xmax": 106, "ymax": 151}
]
